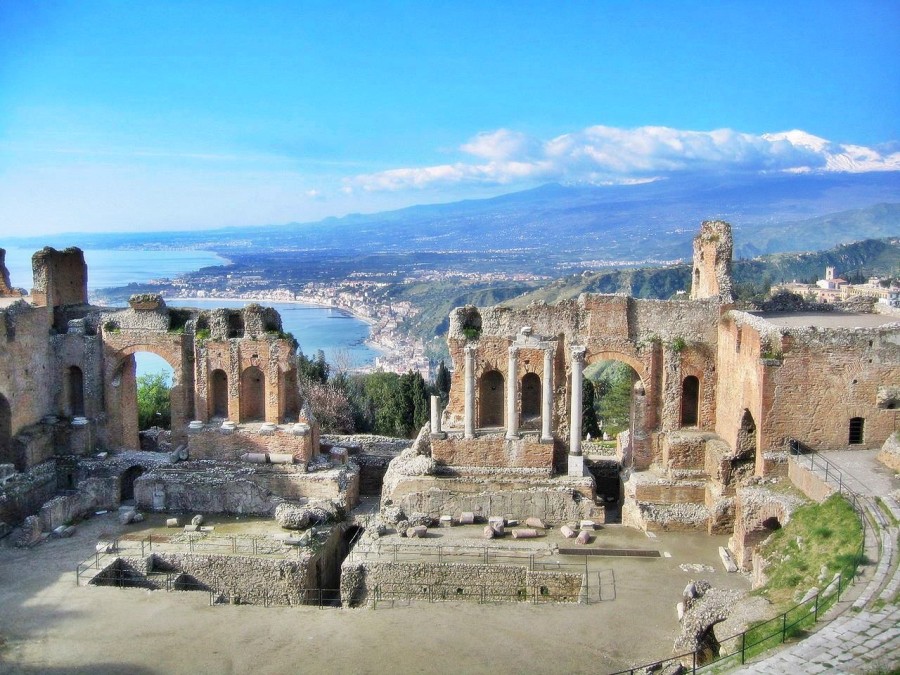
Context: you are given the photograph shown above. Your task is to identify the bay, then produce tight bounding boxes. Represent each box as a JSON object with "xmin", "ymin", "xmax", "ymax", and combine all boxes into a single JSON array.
[
  {"xmin": 2, "ymin": 246, "xmax": 377, "ymax": 378},
  {"xmin": 2, "ymin": 247, "xmax": 227, "ymax": 292}
]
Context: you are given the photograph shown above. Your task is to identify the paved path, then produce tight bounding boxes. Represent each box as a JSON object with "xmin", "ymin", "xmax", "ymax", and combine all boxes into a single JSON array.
[{"xmin": 737, "ymin": 449, "xmax": 899, "ymax": 674}]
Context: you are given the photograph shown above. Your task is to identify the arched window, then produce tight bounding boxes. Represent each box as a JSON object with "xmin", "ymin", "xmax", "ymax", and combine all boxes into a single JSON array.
[
  {"xmin": 680, "ymin": 376, "xmax": 700, "ymax": 427},
  {"xmin": 67, "ymin": 366, "xmax": 85, "ymax": 417},
  {"xmin": 240, "ymin": 366, "xmax": 265, "ymax": 422},
  {"xmin": 849, "ymin": 417, "xmax": 864, "ymax": 445},
  {"xmin": 521, "ymin": 373, "xmax": 541, "ymax": 420},
  {"xmin": 210, "ymin": 369, "xmax": 229, "ymax": 418},
  {"xmin": 478, "ymin": 370, "xmax": 504, "ymax": 428}
]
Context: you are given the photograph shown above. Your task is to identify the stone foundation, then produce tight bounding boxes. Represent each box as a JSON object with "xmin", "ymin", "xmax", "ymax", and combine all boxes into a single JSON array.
[{"xmin": 340, "ymin": 559, "xmax": 584, "ymax": 607}]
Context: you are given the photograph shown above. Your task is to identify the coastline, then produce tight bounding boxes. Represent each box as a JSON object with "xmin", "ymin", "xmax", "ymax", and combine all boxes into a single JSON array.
[{"xmin": 163, "ymin": 294, "xmax": 395, "ymax": 362}]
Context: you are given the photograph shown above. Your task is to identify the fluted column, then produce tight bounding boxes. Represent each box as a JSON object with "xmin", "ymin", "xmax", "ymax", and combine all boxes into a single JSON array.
[
  {"xmin": 506, "ymin": 346, "xmax": 519, "ymax": 439},
  {"xmin": 568, "ymin": 346, "xmax": 586, "ymax": 476},
  {"xmin": 541, "ymin": 347, "xmax": 554, "ymax": 443},
  {"xmin": 464, "ymin": 344, "xmax": 476, "ymax": 438}
]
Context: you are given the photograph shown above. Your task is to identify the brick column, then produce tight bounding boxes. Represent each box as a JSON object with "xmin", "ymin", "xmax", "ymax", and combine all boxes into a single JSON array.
[{"xmin": 506, "ymin": 346, "xmax": 519, "ymax": 439}]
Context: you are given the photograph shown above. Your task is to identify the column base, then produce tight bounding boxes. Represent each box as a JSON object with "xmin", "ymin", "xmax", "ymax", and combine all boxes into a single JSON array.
[
  {"xmin": 505, "ymin": 433, "xmax": 519, "ymax": 440},
  {"xmin": 540, "ymin": 435, "xmax": 554, "ymax": 444},
  {"xmin": 567, "ymin": 454, "xmax": 585, "ymax": 477},
  {"xmin": 430, "ymin": 432, "xmax": 447, "ymax": 440}
]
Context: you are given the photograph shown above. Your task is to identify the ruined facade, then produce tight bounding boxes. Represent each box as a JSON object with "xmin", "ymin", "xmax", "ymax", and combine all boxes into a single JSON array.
[
  {"xmin": 0, "ymin": 246, "xmax": 358, "ymax": 529},
  {"xmin": 383, "ymin": 221, "xmax": 900, "ymax": 541}
]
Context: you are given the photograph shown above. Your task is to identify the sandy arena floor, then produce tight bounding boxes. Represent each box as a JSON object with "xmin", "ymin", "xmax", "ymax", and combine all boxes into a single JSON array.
[{"xmin": 0, "ymin": 513, "xmax": 751, "ymax": 675}]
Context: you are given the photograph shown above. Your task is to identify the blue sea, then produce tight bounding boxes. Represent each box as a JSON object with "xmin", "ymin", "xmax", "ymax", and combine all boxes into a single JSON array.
[{"xmin": 2, "ymin": 247, "xmax": 377, "ymax": 379}]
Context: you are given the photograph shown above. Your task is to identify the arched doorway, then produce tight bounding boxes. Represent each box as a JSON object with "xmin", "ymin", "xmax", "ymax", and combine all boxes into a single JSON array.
[
  {"xmin": 120, "ymin": 465, "xmax": 144, "ymax": 502},
  {"xmin": 680, "ymin": 375, "xmax": 700, "ymax": 427},
  {"xmin": 210, "ymin": 369, "xmax": 229, "ymax": 419},
  {"xmin": 585, "ymin": 359, "xmax": 640, "ymax": 442},
  {"xmin": 0, "ymin": 394, "xmax": 12, "ymax": 465},
  {"xmin": 521, "ymin": 373, "xmax": 541, "ymax": 425},
  {"xmin": 67, "ymin": 366, "xmax": 85, "ymax": 417},
  {"xmin": 240, "ymin": 366, "xmax": 266, "ymax": 422},
  {"xmin": 478, "ymin": 370, "xmax": 504, "ymax": 428},
  {"xmin": 110, "ymin": 351, "xmax": 176, "ymax": 450}
]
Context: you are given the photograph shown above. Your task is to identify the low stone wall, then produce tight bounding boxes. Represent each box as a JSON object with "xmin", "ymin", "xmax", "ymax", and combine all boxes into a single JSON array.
[
  {"xmin": 0, "ymin": 461, "xmax": 57, "ymax": 525},
  {"xmin": 432, "ymin": 433, "xmax": 553, "ymax": 470},
  {"xmin": 385, "ymin": 473, "xmax": 596, "ymax": 523},
  {"xmin": 788, "ymin": 458, "xmax": 837, "ymax": 503},
  {"xmin": 188, "ymin": 426, "xmax": 317, "ymax": 463},
  {"xmin": 340, "ymin": 559, "xmax": 583, "ymax": 607},
  {"xmin": 39, "ymin": 476, "xmax": 118, "ymax": 530},
  {"xmin": 135, "ymin": 466, "xmax": 280, "ymax": 515},
  {"xmin": 134, "ymin": 462, "xmax": 359, "ymax": 515},
  {"xmin": 150, "ymin": 552, "xmax": 314, "ymax": 605}
]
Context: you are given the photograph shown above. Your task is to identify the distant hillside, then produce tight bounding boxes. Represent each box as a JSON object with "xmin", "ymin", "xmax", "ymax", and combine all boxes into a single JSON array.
[
  {"xmin": 10, "ymin": 172, "xmax": 900, "ymax": 276},
  {"xmin": 509, "ymin": 237, "xmax": 900, "ymax": 307}
]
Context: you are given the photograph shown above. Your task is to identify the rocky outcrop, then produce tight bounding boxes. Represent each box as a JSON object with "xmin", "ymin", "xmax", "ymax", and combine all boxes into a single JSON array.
[
  {"xmin": 674, "ymin": 580, "xmax": 743, "ymax": 665},
  {"xmin": 877, "ymin": 432, "xmax": 900, "ymax": 472}
]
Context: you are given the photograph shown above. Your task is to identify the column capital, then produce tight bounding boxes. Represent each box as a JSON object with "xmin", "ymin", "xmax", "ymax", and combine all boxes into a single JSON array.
[
  {"xmin": 508, "ymin": 344, "xmax": 520, "ymax": 357},
  {"xmin": 571, "ymin": 346, "xmax": 586, "ymax": 364},
  {"xmin": 464, "ymin": 343, "xmax": 477, "ymax": 356}
]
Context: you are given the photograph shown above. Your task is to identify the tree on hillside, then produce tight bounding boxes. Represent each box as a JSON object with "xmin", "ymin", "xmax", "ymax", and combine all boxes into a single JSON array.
[
  {"xmin": 582, "ymin": 379, "xmax": 601, "ymax": 439},
  {"xmin": 434, "ymin": 360, "xmax": 451, "ymax": 405},
  {"xmin": 137, "ymin": 371, "xmax": 171, "ymax": 430}
]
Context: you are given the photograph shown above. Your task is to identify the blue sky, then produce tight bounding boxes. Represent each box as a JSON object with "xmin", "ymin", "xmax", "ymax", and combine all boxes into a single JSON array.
[{"xmin": 1, "ymin": 1, "xmax": 898, "ymax": 234}]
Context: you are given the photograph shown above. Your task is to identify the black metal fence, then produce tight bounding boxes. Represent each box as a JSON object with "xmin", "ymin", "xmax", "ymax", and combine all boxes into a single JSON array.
[{"xmin": 610, "ymin": 446, "xmax": 870, "ymax": 674}]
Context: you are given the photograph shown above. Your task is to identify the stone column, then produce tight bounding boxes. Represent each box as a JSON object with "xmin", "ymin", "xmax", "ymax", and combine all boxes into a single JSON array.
[
  {"xmin": 568, "ymin": 346, "xmax": 586, "ymax": 476},
  {"xmin": 506, "ymin": 346, "xmax": 519, "ymax": 439},
  {"xmin": 541, "ymin": 347, "xmax": 554, "ymax": 443},
  {"xmin": 464, "ymin": 344, "xmax": 476, "ymax": 439},
  {"xmin": 430, "ymin": 395, "xmax": 445, "ymax": 438}
]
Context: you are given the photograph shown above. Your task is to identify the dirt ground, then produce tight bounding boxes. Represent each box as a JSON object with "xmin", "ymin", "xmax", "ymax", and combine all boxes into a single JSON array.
[{"xmin": 0, "ymin": 514, "xmax": 752, "ymax": 675}]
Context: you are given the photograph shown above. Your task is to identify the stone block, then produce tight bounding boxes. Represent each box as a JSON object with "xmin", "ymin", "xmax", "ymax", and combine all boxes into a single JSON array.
[
  {"xmin": 575, "ymin": 530, "xmax": 591, "ymax": 545},
  {"xmin": 406, "ymin": 525, "xmax": 427, "ymax": 538},
  {"xmin": 525, "ymin": 517, "xmax": 546, "ymax": 529},
  {"xmin": 459, "ymin": 511, "xmax": 476, "ymax": 525},
  {"xmin": 560, "ymin": 525, "xmax": 577, "ymax": 538},
  {"xmin": 439, "ymin": 515, "xmax": 453, "ymax": 527},
  {"xmin": 166, "ymin": 518, "xmax": 180, "ymax": 528},
  {"xmin": 579, "ymin": 520, "xmax": 596, "ymax": 530}
]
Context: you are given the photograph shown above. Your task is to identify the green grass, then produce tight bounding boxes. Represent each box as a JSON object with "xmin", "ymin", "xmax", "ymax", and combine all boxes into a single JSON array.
[
  {"xmin": 754, "ymin": 494, "xmax": 863, "ymax": 609},
  {"xmin": 703, "ymin": 494, "xmax": 866, "ymax": 670}
]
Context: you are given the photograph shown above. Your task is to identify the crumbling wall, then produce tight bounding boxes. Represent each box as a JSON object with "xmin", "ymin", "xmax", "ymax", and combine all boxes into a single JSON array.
[
  {"xmin": 341, "ymin": 559, "xmax": 583, "ymax": 607},
  {"xmin": 151, "ymin": 552, "xmax": 315, "ymax": 605},
  {"xmin": 0, "ymin": 461, "xmax": 57, "ymax": 524},
  {"xmin": 187, "ymin": 425, "xmax": 317, "ymax": 463},
  {"xmin": 431, "ymin": 433, "xmax": 553, "ymax": 469},
  {"xmin": 689, "ymin": 220, "xmax": 734, "ymax": 303},
  {"xmin": 30, "ymin": 247, "xmax": 88, "ymax": 308}
]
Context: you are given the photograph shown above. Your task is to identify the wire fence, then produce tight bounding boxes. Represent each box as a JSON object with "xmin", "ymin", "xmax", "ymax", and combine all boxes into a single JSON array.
[{"xmin": 611, "ymin": 445, "xmax": 870, "ymax": 674}]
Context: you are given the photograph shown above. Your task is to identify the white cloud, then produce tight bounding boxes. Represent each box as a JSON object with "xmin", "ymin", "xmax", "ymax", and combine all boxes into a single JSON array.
[{"xmin": 348, "ymin": 125, "xmax": 900, "ymax": 192}]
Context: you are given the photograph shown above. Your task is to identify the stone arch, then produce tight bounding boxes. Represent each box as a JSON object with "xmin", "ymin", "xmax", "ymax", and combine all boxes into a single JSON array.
[
  {"xmin": 680, "ymin": 375, "xmax": 700, "ymax": 427},
  {"xmin": 583, "ymin": 350, "xmax": 653, "ymax": 467},
  {"xmin": 521, "ymin": 372, "xmax": 541, "ymax": 422},
  {"xmin": 210, "ymin": 369, "xmax": 229, "ymax": 419},
  {"xmin": 120, "ymin": 465, "xmax": 144, "ymax": 502},
  {"xmin": 0, "ymin": 393, "xmax": 11, "ymax": 465},
  {"xmin": 478, "ymin": 370, "xmax": 504, "ymax": 428},
  {"xmin": 106, "ymin": 343, "xmax": 185, "ymax": 450},
  {"xmin": 733, "ymin": 500, "xmax": 787, "ymax": 570},
  {"xmin": 66, "ymin": 365, "xmax": 86, "ymax": 417},
  {"xmin": 240, "ymin": 366, "xmax": 266, "ymax": 422},
  {"xmin": 585, "ymin": 349, "xmax": 649, "ymax": 391}
]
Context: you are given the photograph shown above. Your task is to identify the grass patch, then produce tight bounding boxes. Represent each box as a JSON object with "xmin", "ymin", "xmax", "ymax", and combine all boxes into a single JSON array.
[{"xmin": 756, "ymin": 494, "xmax": 864, "ymax": 610}]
